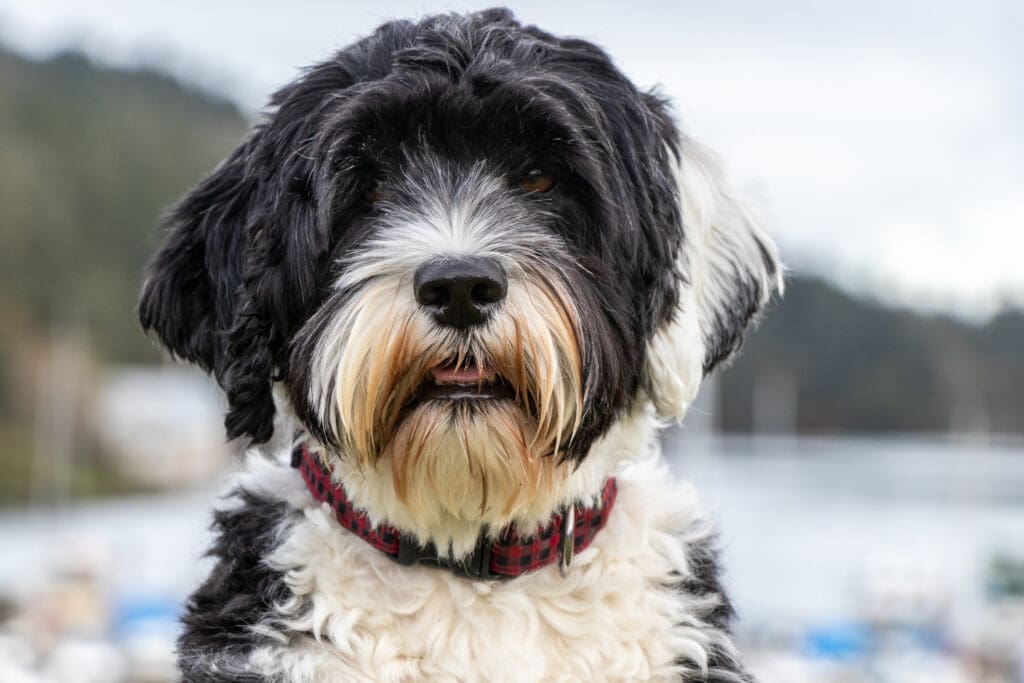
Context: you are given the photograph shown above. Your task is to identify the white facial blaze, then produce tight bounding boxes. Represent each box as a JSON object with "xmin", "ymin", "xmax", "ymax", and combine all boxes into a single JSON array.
[{"xmin": 307, "ymin": 167, "xmax": 585, "ymax": 539}]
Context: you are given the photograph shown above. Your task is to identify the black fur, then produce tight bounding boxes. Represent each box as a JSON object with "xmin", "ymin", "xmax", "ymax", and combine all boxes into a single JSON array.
[
  {"xmin": 674, "ymin": 535, "xmax": 755, "ymax": 682},
  {"xmin": 680, "ymin": 535, "xmax": 736, "ymax": 632},
  {"xmin": 177, "ymin": 491, "xmax": 294, "ymax": 682},
  {"xmin": 140, "ymin": 64, "xmax": 353, "ymax": 441}
]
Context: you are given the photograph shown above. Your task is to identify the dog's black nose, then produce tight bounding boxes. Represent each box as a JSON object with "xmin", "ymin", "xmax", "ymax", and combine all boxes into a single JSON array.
[{"xmin": 414, "ymin": 257, "xmax": 507, "ymax": 329}]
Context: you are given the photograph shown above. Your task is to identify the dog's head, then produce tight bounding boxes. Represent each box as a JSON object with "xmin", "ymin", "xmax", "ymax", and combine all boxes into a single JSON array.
[{"xmin": 140, "ymin": 9, "xmax": 780, "ymax": 539}]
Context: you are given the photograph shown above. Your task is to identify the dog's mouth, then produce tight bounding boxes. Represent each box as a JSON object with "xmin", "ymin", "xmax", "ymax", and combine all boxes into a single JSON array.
[{"xmin": 414, "ymin": 358, "xmax": 515, "ymax": 403}]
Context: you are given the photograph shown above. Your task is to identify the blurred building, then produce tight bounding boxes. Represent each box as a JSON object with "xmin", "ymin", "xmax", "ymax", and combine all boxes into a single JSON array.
[{"xmin": 94, "ymin": 366, "xmax": 231, "ymax": 488}]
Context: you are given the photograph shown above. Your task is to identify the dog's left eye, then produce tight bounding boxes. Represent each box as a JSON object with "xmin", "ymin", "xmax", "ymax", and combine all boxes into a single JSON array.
[
  {"xmin": 519, "ymin": 170, "xmax": 555, "ymax": 194},
  {"xmin": 365, "ymin": 181, "xmax": 387, "ymax": 203}
]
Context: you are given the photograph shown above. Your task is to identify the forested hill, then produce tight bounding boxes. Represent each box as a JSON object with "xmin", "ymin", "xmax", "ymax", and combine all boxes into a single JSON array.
[
  {"xmin": 720, "ymin": 277, "xmax": 1024, "ymax": 435},
  {"xmin": 0, "ymin": 47, "xmax": 246, "ymax": 366}
]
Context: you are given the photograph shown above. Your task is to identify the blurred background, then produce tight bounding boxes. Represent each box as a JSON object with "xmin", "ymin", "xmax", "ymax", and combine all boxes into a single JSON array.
[{"xmin": 0, "ymin": 1, "xmax": 1021, "ymax": 682}]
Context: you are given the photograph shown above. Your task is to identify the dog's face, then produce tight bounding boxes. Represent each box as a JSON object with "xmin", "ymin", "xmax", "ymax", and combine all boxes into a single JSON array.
[{"xmin": 140, "ymin": 10, "xmax": 779, "ymax": 530}]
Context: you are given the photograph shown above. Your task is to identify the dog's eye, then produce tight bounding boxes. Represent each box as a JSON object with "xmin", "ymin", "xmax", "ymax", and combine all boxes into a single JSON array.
[
  {"xmin": 365, "ymin": 181, "xmax": 387, "ymax": 204},
  {"xmin": 519, "ymin": 170, "xmax": 555, "ymax": 194}
]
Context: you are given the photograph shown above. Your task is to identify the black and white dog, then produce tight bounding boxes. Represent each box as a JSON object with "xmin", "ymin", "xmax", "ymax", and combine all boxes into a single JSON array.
[{"xmin": 140, "ymin": 8, "xmax": 780, "ymax": 681}]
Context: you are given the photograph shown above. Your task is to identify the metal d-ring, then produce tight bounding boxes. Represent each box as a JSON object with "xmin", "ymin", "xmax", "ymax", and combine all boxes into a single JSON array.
[{"xmin": 559, "ymin": 505, "xmax": 575, "ymax": 576}]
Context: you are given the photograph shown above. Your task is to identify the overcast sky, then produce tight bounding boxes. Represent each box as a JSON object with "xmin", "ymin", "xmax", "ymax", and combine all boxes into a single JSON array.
[{"xmin": 1, "ymin": 0, "xmax": 1020, "ymax": 317}]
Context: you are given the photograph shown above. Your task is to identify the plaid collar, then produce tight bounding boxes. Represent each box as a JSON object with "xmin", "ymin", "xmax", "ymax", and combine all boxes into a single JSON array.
[{"xmin": 293, "ymin": 444, "xmax": 617, "ymax": 580}]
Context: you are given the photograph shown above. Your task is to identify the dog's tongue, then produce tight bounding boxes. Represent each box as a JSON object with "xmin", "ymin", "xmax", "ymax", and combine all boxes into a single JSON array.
[{"xmin": 431, "ymin": 363, "xmax": 494, "ymax": 384}]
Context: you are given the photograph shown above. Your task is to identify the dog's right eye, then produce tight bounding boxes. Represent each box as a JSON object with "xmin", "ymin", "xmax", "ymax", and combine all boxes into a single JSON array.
[
  {"xmin": 519, "ymin": 169, "xmax": 555, "ymax": 194},
  {"xmin": 365, "ymin": 181, "xmax": 387, "ymax": 204}
]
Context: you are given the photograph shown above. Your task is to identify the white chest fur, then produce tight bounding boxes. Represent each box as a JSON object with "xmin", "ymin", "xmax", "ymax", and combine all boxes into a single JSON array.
[{"xmin": 236, "ymin": 450, "xmax": 733, "ymax": 683}]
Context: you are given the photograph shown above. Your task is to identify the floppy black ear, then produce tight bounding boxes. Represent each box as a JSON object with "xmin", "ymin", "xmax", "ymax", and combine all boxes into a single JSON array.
[
  {"xmin": 139, "ymin": 130, "xmax": 286, "ymax": 442},
  {"xmin": 645, "ymin": 138, "xmax": 783, "ymax": 420},
  {"xmin": 140, "ymin": 60, "xmax": 357, "ymax": 442}
]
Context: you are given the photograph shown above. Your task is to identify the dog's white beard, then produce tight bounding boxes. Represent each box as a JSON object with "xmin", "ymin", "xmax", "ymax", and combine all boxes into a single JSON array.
[{"xmin": 308, "ymin": 270, "xmax": 586, "ymax": 550}]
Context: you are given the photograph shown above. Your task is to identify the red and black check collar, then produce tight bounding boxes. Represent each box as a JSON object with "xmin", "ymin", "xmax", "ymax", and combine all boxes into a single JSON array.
[{"xmin": 293, "ymin": 444, "xmax": 617, "ymax": 580}]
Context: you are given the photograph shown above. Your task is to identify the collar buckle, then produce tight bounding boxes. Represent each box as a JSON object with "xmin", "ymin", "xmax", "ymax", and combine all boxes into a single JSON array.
[{"xmin": 394, "ymin": 534, "xmax": 495, "ymax": 581}]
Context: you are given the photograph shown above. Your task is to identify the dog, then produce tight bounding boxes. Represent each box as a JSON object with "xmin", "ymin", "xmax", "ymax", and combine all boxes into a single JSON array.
[{"xmin": 139, "ymin": 8, "xmax": 781, "ymax": 682}]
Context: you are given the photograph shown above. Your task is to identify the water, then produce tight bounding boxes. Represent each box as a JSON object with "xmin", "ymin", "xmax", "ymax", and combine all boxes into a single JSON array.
[
  {"xmin": 663, "ymin": 433, "xmax": 1024, "ymax": 634},
  {"xmin": 0, "ymin": 487, "xmax": 216, "ymax": 605}
]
